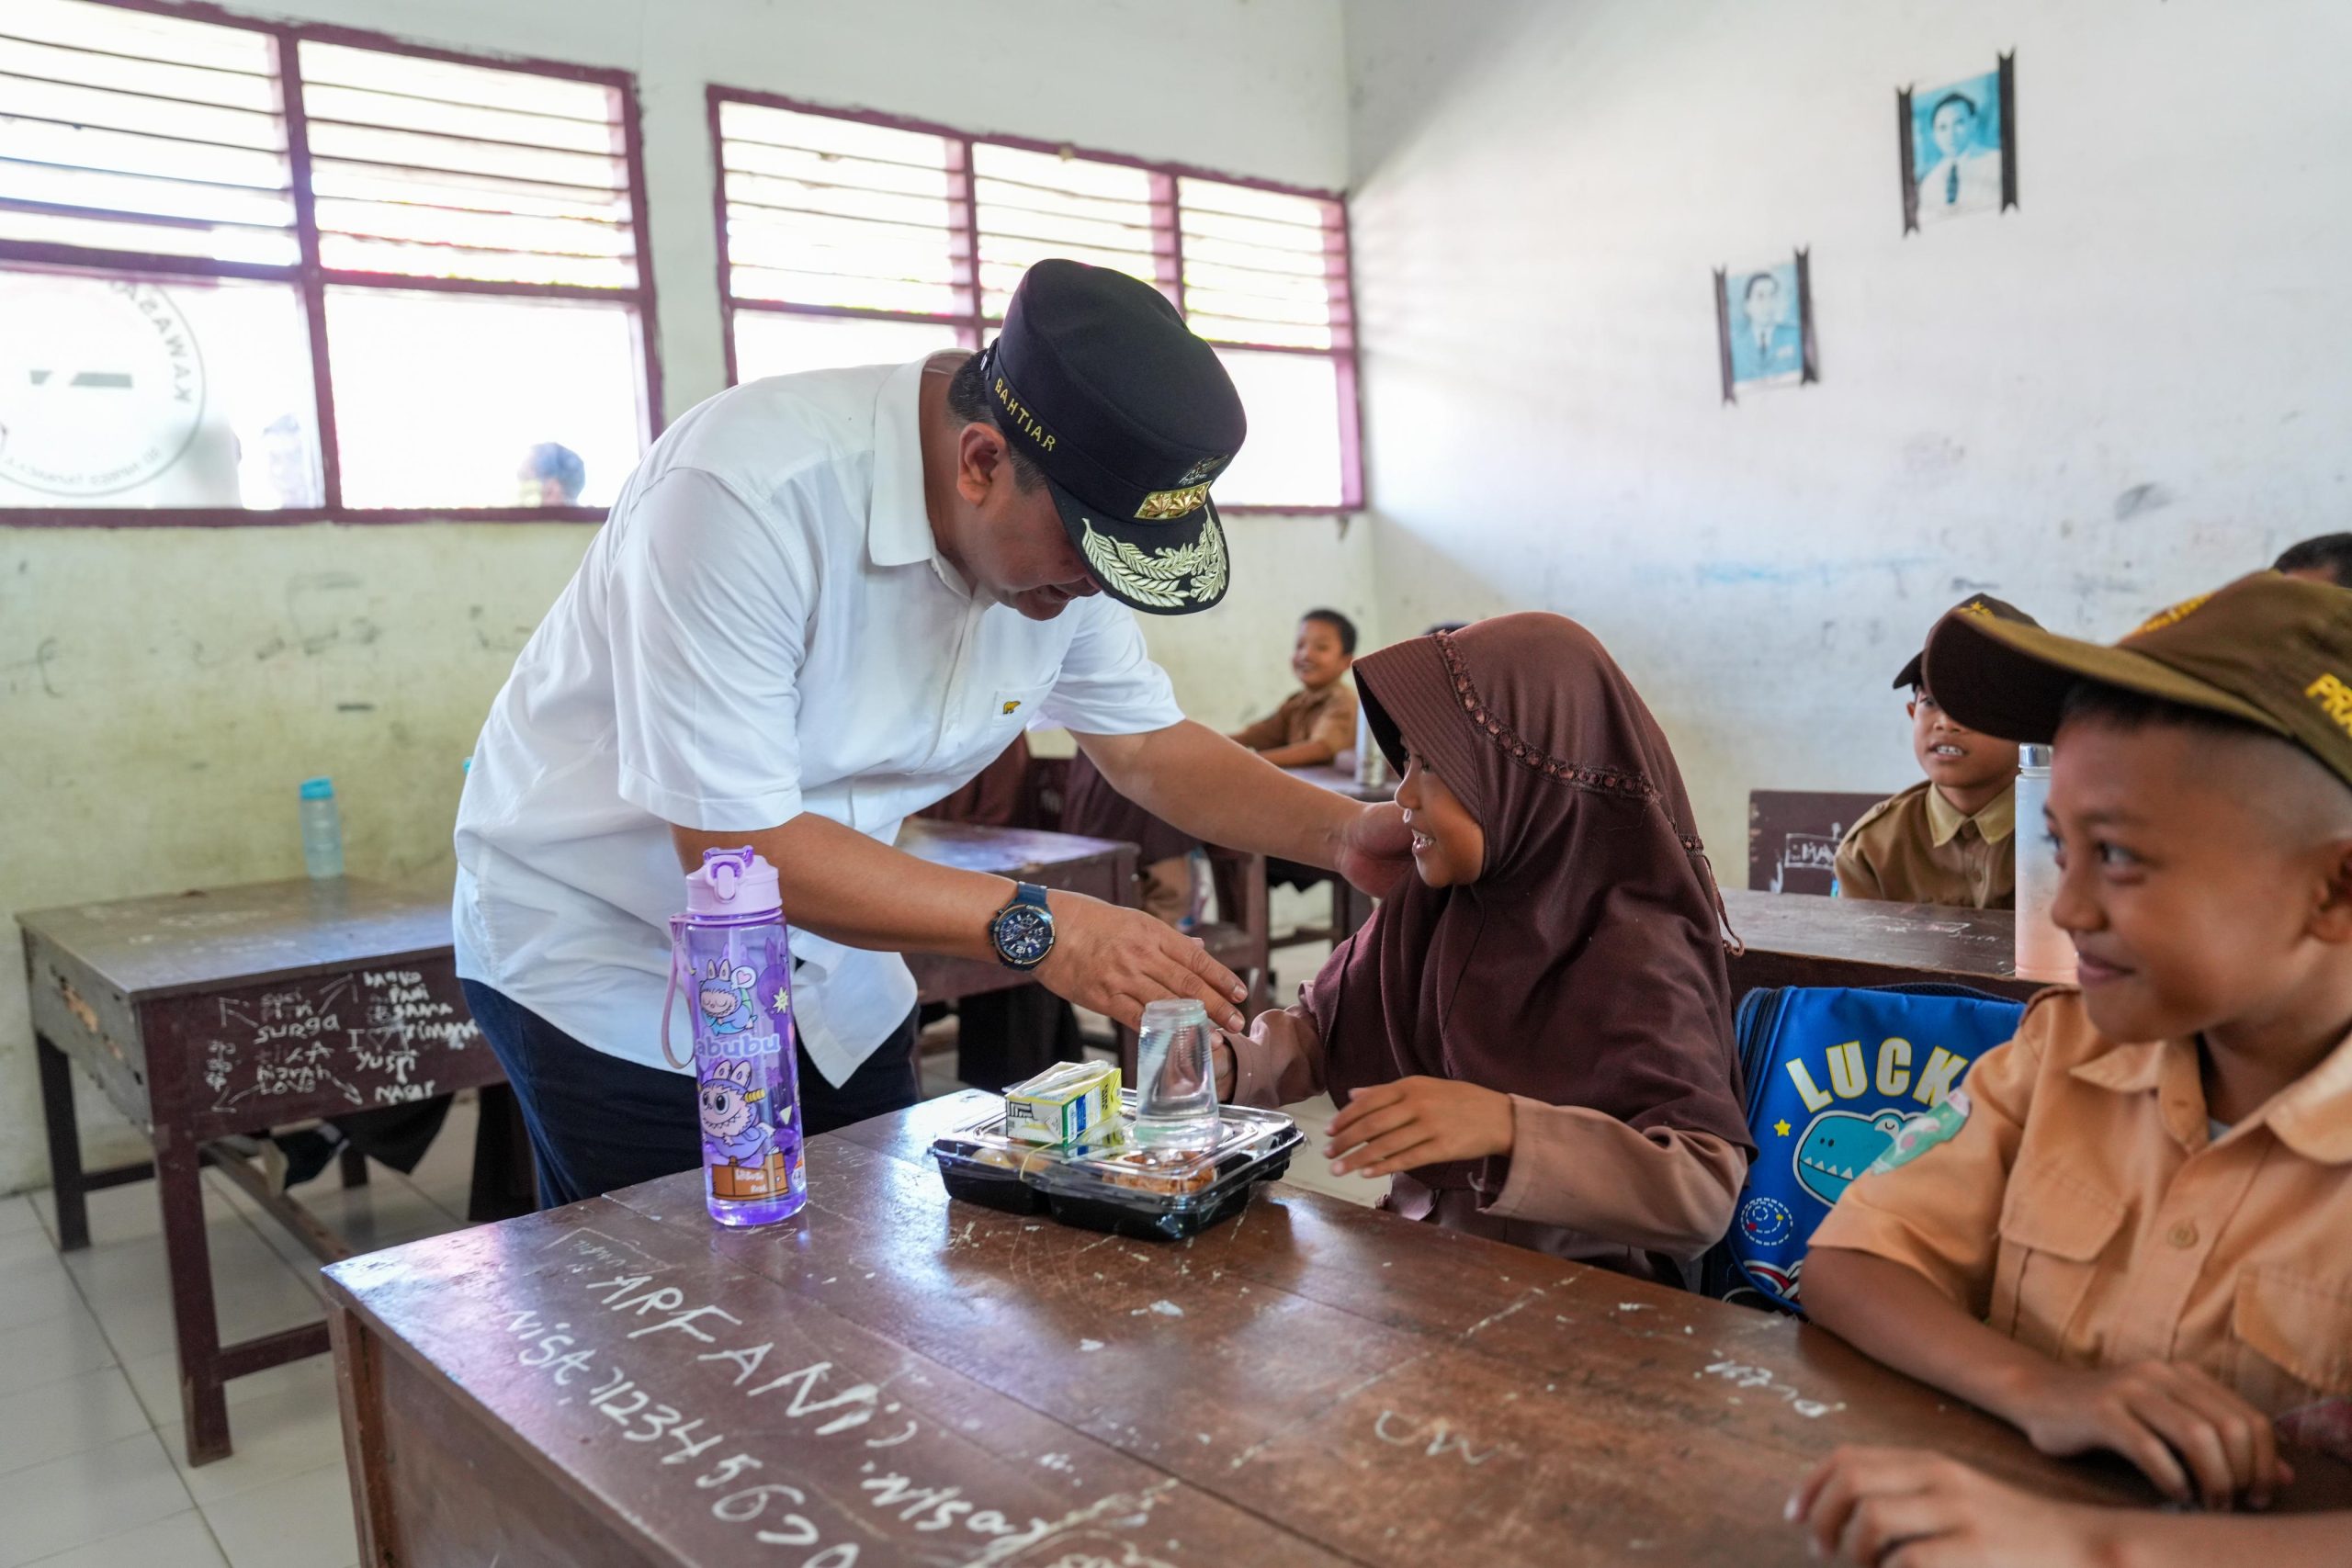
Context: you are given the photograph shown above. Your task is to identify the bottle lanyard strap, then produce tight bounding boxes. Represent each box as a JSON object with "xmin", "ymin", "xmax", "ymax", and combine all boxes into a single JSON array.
[{"xmin": 661, "ymin": 947, "xmax": 695, "ymax": 1070}]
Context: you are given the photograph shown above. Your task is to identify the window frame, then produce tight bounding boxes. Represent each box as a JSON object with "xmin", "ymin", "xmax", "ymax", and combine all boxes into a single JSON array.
[
  {"xmin": 0, "ymin": 0, "xmax": 664, "ymax": 526},
  {"xmin": 706, "ymin": 85, "xmax": 1363, "ymax": 515}
]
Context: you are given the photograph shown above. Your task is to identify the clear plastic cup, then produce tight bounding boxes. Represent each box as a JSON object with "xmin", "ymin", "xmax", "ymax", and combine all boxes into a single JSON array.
[{"xmin": 1135, "ymin": 998, "xmax": 1219, "ymax": 1149}]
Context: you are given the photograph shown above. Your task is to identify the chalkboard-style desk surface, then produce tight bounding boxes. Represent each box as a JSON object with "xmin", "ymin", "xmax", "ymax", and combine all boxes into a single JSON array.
[
  {"xmin": 17, "ymin": 875, "xmax": 505, "ymax": 1465},
  {"xmin": 323, "ymin": 1091, "xmax": 2349, "ymax": 1568}
]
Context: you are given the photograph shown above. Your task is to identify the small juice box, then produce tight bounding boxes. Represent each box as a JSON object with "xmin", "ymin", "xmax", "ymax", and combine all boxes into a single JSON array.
[{"xmin": 1003, "ymin": 1060, "xmax": 1122, "ymax": 1146}]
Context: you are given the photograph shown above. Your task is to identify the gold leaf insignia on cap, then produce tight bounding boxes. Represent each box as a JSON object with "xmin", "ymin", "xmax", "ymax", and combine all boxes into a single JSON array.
[
  {"xmin": 2133, "ymin": 592, "xmax": 2215, "ymax": 637},
  {"xmin": 1135, "ymin": 483, "xmax": 1211, "ymax": 521},
  {"xmin": 1080, "ymin": 518, "xmax": 1227, "ymax": 608}
]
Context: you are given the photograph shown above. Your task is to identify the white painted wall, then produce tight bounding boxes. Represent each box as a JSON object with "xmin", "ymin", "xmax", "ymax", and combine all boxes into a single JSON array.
[
  {"xmin": 0, "ymin": 0, "xmax": 1362, "ymax": 1191},
  {"xmin": 1343, "ymin": 0, "xmax": 2339, "ymax": 862}
]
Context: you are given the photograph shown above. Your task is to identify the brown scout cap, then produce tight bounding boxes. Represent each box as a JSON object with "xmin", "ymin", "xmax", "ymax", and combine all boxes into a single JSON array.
[
  {"xmin": 1894, "ymin": 593, "xmax": 2040, "ymax": 690},
  {"xmin": 1921, "ymin": 571, "xmax": 2352, "ymax": 791}
]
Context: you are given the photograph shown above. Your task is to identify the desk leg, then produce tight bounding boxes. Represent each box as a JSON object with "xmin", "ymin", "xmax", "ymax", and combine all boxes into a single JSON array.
[
  {"xmin": 156, "ymin": 1129, "xmax": 232, "ymax": 1464},
  {"xmin": 34, "ymin": 1032, "xmax": 90, "ymax": 1253},
  {"xmin": 339, "ymin": 1145, "xmax": 370, "ymax": 1189}
]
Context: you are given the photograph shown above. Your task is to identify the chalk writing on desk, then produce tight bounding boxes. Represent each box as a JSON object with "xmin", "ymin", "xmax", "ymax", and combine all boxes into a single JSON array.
[
  {"xmin": 197, "ymin": 969, "xmax": 482, "ymax": 1116},
  {"xmin": 503, "ymin": 1229, "xmax": 1183, "ymax": 1568}
]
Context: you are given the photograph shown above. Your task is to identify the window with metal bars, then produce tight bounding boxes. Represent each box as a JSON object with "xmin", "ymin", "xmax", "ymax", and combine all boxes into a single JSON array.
[
  {"xmin": 709, "ymin": 88, "xmax": 1360, "ymax": 513},
  {"xmin": 0, "ymin": 0, "xmax": 660, "ymax": 520}
]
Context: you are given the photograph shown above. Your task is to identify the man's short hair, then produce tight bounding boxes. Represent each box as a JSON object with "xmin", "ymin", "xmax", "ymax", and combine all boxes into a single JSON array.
[
  {"xmin": 1932, "ymin": 91, "xmax": 1978, "ymax": 121},
  {"xmin": 1744, "ymin": 272, "xmax": 1778, "ymax": 301},
  {"xmin": 1302, "ymin": 607, "xmax": 1358, "ymax": 656},
  {"xmin": 524, "ymin": 442, "xmax": 585, "ymax": 503},
  {"xmin": 945, "ymin": 352, "xmax": 1046, "ymax": 493},
  {"xmin": 2274, "ymin": 533, "xmax": 2352, "ymax": 587}
]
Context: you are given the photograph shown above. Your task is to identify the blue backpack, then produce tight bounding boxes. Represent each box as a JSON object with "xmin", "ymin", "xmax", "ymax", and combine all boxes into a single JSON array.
[{"xmin": 1705, "ymin": 984, "xmax": 2026, "ymax": 1314}]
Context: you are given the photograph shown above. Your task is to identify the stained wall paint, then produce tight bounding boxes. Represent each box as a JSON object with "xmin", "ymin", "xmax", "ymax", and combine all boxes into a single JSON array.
[
  {"xmin": 1343, "ymin": 0, "xmax": 2342, "ymax": 861},
  {"xmin": 0, "ymin": 0, "xmax": 1361, "ymax": 1191}
]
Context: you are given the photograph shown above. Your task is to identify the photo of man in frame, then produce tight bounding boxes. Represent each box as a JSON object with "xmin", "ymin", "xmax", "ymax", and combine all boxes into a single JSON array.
[
  {"xmin": 1899, "ymin": 53, "xmax": 2018, "ymax": 232},
  {"xmin": 1713, "ymin": 250, "xmax": 1817, "ymax": 403}
]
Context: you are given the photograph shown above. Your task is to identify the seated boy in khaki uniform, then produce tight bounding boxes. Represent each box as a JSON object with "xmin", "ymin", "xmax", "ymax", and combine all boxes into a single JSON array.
[
  {"xmin": 1229, "ymin": 607, "xmax": 1360, "ymax": 768},
  {"xmin": 1835, "ymin": 594, "xmax": 2041, "ymax": 908},
  {"xmin": 1793, "ymin": 574, "xmax": 2352, "ymax": 1565}
]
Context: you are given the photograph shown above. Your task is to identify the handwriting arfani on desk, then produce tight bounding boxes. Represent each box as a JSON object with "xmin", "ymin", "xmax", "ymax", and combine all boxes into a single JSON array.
[
  {"xmin": 196, "ymin": 970, "xmax": 482, "ymax": 1118},
  {"xmin": 502, "ymin": 1231, "xmax": 1182, "ymax": 1566}
]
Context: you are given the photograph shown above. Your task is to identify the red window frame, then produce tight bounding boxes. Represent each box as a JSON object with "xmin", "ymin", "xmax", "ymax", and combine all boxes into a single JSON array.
[
  {"xmin": 706, "ymin": 85, "xmax": 1363, "ymax": 515},
  {"xmin": 0, "ymin": 0, "xmax": 663, "ymax": 526}
]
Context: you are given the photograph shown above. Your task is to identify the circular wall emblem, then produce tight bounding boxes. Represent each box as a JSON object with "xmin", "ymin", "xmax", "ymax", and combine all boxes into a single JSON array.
[{"xmin": 0, "ymin": 276, "xmax": 207, "ymax": 498}]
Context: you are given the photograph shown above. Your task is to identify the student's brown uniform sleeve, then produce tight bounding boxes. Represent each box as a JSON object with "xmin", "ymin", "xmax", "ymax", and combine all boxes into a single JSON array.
[
  {"xmin": 1479, "ymin": 1105, "xmax": 1747, "ymax": 1259},
  {"xmin": 1227, "ymin": 1002, "xmax": 1326, "ymax": 1109},
  {"xmin": 1807, "ymin": 1000, "xmax": 2050, "ymax": 1317},
  {"xmin": 1833, "ymin": 821, "xmax": 1884, "ymax": 900},
  {"xmin": 1230, "ymin": 708, "xmax": 1290, "ymax": 752},
  {"xmin": 1306, "ymin": 683, "xmax": 1359, "ymax": 758}
]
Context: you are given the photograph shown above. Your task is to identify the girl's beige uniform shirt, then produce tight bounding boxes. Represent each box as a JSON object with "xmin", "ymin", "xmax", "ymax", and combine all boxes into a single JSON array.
[{"xmin": 1812, "ymin": 987, "xmax": 2352, "ymax": 1415}]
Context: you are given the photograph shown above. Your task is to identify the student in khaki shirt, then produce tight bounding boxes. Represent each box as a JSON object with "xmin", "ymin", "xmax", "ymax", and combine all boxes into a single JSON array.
[
  {"xmin": 1792, "ymin": 574, "xmax": 2352, "ymax": 1564},
  {"xmin": 1835, "ymin": 594, "xmax": 2042, "ymax": 909},
  {"xmin": 1229, "ymin": 607, "xmax": 1360, "ymax": 767}
]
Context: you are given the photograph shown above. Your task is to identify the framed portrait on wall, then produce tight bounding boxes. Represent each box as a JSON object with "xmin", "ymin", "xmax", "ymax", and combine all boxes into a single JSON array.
[
  {"xmin": 1713, "ymin": 250, "xmax": 1816, "ymax": 403},
  {"xmin": 1899, "ymin": 53, "xmax": 2017, "ymax": 232}
]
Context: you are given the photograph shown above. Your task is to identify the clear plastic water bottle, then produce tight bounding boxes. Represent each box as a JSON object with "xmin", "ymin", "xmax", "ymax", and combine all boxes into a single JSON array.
[
  {"xmin": 662, "ymin": 847, "xmax": 807, "ymax": 1226},
  {"xmin": 2013, "ymin": 746, "xmax": 2076, "ymax": 982},
  {"xmin": 1135, "ymin": 998, "xmax": 1219, "ymax": 1150},
  {"xmin": 298, "ymin": 777, "xmax": 344, "ymax": 880},
  {"xmin": 1354, "ymin": 703, "xmax": 1390, "ymax": 792}
]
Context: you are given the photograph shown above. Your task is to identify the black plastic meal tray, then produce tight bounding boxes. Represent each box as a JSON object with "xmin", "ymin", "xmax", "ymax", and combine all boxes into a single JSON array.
[{"xmin": 934, "ymin": 1145, "xmax": 1296, "ymax": 1241}]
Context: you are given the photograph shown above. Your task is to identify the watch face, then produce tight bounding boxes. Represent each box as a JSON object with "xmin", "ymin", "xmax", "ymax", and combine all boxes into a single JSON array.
[{"xmin": 994, "ymin": 904, "xmax": 1054, "ymax": 967}]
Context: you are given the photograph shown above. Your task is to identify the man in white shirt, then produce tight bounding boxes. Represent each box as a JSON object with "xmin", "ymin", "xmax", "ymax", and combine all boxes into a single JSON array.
[
  {"xmin": 455, "ymin": 260, "xmax": 1409, "ymax": 1205},
  {"xmin": 1913, "ymin": 90, "xmax": 2003, "ymax": 222}
]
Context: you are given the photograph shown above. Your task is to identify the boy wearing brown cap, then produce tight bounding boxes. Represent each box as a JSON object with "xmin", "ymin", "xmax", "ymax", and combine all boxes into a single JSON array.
[
  {"xmin": 1792, "ymin": 573, "xmax": 2352, "ymax": 1560},
  {"xmin": 1834, "ymin": 595, "xmax": 2042, "ymax": 909}
]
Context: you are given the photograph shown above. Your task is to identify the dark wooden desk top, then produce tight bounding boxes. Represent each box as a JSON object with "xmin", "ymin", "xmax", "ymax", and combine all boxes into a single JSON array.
[
  {"xmin": 16, "ymin": 877, "xmax": 458, "ymax": 1002},
  {"xmin": 1724, "ymin": 888, "xmax": 2046, "ymax": 1003},
  {"xmin": 897, "ymin": 818, "xmax": 1132, "ymax": 875},
  {"xmin": 325, "ymin": 1091, "xmax": 2326, "ymax": 1567}
]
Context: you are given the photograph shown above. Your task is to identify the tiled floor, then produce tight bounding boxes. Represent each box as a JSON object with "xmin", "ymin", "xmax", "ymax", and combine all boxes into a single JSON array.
[{"xmin": 7, "ymin": 1005, "xmax": 1379, "ymax": 1566}]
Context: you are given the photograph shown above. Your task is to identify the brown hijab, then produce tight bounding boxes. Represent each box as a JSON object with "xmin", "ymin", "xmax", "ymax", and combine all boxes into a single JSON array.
[{"xmin": 1308, "ymin": 613, "xmax": 1751, "ymax": 1190}]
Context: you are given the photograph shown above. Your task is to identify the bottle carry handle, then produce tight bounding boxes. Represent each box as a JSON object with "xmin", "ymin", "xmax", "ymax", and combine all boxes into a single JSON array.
[{"xmin": 661, "ymin": 945, "xmax": 695, "ymax": 1070}]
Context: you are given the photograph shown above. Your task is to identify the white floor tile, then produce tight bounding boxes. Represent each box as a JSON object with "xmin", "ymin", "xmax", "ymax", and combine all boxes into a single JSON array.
[
  {"xmin": 80, "ymin": 1256, "xmax": 322, "ymax": 1366},
  {"xmin": 0, "ymin": 1429, "xmax": 193, "ymax": 1568},
  {"xmin": 157, "ymin": 1375, "xmax": 347, "ymax": 1505},
  {"xmin": 23, "ymin": 1510, "xmax": 227, "ymax": 1568},
  {"xmin": 0, "ymin": 1195, "xmax": 40, "ymax": 1238},
  {"xmin": 0, "ymin": 1365, "xmax": 151, "ymax": 1480},
  {"xmin": 0, "ymin": 1304, "xmax": 118, "ymax": 1399},
  {"xmin": 0, "ymin": 1260, "xmax": 86, "ymax": 1333},
  {"xmin": 30, "ymin": 1178, "xmax": 243, "ymax": 1253},
  {"xmin": 119, "ymin": 1345, "xmax": 331, "ymax": 1436},
  {"xmin": 199, "ymin": 1461, "xmax": 356, "ymax": 1568},
  {"xmin": 0, "ymin": 1226, "xmax": 64, "ymax": 1269}
]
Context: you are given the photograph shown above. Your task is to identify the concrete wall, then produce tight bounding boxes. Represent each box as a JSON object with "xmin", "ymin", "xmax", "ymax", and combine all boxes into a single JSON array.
[
  {"xmin": 1344, "ymin": 0, "xmax": 2338, "ymax": 861},
  {"xmin": 0, "ymin": 0, "xmax": 1360, "ymax": 1190}
]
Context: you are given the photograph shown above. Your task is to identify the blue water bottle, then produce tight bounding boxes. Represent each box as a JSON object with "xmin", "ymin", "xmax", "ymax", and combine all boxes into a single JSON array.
[
  {"xmin": 662, "ymin": 847, "xmax": 807, "ymax": 1225},
  {"xmin": 298, "ymin": 776, "xmax": 344, "ymax": 879}
]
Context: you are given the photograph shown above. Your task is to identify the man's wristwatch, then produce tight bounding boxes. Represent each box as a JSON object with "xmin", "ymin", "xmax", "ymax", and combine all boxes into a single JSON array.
[{"xmin": 989, "ymin": 882, "xmax": 1056, "ymax": 971}]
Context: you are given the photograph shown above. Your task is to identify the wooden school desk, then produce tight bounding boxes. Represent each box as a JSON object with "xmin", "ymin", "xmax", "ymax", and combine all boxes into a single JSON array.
[
  {"xmin": 895, "ymin": 819, "xmax": 1136, "ymax": 1010},
  {"xmin": 18, "ymin": 875, "xmax": 517, "ymax": 1464},
  {"xmin": 324, "ymin": 1089, "xmax": 2346, "ymax": 1567},
  {"xmin": 1723, "ymin": 888, "xmax": 2046, "ymax": 1004}
]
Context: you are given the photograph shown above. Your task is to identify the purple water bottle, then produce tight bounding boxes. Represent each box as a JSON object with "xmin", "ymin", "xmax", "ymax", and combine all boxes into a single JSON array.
[{"xmin": 662, "ymin": 847, "xmax": 807, "ymax": 1226}]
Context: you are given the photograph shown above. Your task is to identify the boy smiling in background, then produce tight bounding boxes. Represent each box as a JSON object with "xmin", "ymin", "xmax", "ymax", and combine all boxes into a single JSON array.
[
  {"xmin": 1794, "ymin": 574, "xmax": 2352, "ymax": 1565},
  {"xmin": 1229, "ymin": 607, "xmax": 1360, "ymax": 769},
  {"xmin": 1836, "ymin": 594, "xmax": 2042, "ymax": 908}
]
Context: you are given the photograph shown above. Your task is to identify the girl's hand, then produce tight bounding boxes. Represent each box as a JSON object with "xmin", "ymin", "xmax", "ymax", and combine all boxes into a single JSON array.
[
  {"xmin": 1789, "ymin": 1446, "xmax": 2125, "ymax": 1567},
  {"xmin": 1323, "ymin": 1077, "xmax": 1514, "ymax": 1177}
]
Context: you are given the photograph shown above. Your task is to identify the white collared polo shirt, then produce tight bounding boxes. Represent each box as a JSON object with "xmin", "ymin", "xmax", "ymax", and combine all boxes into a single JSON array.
[{"xmin": 453, "ymin": 355, "xmax": 1182, "ymax": 1084}]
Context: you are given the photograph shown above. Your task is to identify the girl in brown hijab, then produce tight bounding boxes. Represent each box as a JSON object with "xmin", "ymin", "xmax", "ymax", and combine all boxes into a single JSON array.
[{"xmin": 1219, "ymin": 613, "xmax": 1753, "ymax": 1283}]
